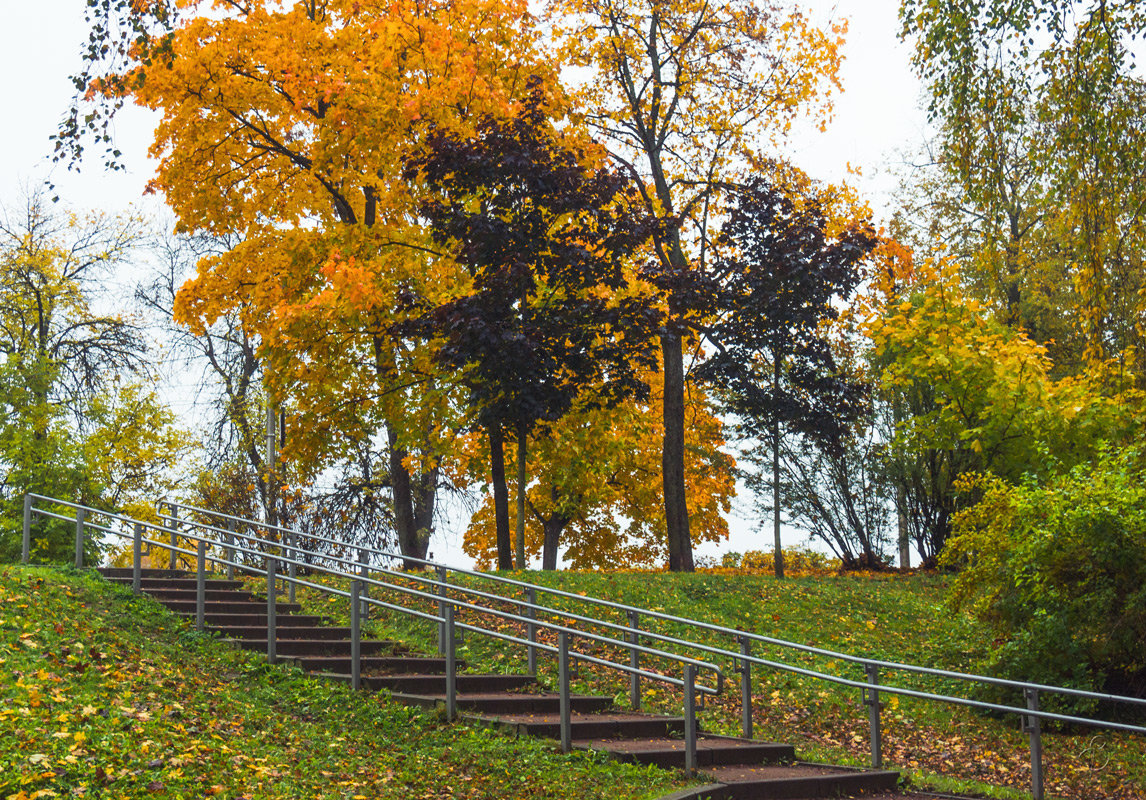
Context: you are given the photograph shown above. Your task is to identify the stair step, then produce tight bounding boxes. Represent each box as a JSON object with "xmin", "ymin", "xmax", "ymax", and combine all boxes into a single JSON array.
[
  {"xmin": 144, "ymin": 588, "xmax": 260, "ymax": 602},
  {"xmin": 161, "ymin": 599, "xmax": 303, "ymax": 614},
  {"xmin": 181, "ymin": 612, "xmax": 326, "ymax": 627},
  {"xmin": 222, "ymin": 638, "xmax": 400, "ymax": 656},
  {"xmin": 98, "ymin": 567, "xmax": 193, "ymax": 579},
  {"xmin": 345, "ymin": 673, "xmax": 537, "ymax": 694},
  {"xmin": 291, "ymin": 655, "xmax": 463, "ymax": 674},
  {"xmin": 474, "ymin": 712, "xmax": 686, "ymax": 740},
  {"xmin": 573, "ymin": 735, "xmax": 794, "ymax": 768},
  {"xmin": 210, "ymin": 625, "xmax": 364, "ymax": 640},
  {"xmin": 699, "ymin": 762, "xmax": 900, "ymax": 799},
  {"xmin": 104, "ymin": 575, "xmax": 246, "ymax": 591},
  {"xmin": 394, "ymin": 692, "xmax": 613, "ymax": 715}
]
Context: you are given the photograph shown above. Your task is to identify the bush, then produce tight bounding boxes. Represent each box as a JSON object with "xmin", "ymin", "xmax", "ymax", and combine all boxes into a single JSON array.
[
  {"xmin": 946, "ymin": 447, "xmax": 1146, "ymax": 709},
  {"xmin": 714, "ymin": 547, "xmax": 841, "ymax": 576}
]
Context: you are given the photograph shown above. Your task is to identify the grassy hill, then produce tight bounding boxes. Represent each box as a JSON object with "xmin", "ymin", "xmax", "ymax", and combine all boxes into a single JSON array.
[
  {"xmin": 0, "ymin": 566, "xmax": 691, "ymax": 800},
  {"xmin": 282, "ymin": 567, "xmax": 1145, "ymax": 800}
]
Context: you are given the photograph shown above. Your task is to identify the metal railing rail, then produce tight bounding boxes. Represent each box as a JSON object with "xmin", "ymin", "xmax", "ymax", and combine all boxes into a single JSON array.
[
  {"xmin": 161, "ymin": 499, "xmax": 1146, "ymax": 700},
  {"xmin": 23, "ymin": 494, "xmax": 1146, "ymax": 797},
  {"xmin": 152, "ymin": 498, "xmax": 1146, "ymax": 800},
  {"xmin": 160, "ymin": 499, "xmax": 1143, "ymax": 705},
  {"xmin": 21, "ymin": 493, "xmax": 723, "ymax": 773}
]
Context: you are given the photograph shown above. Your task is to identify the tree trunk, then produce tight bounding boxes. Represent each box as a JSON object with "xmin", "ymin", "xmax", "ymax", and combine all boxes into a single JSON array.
[
  {"xmin": 772, "ymin": 355, "xmax": 784, "ymax": 579},
  {"xmin": 541, "ymin": 515, "xmax": 569, "ymax": 570},
  {"xmin": 489, "ymin": 424, "xmax": 513, "ymax": 570},
  {"xmin": 387, "ymin": 424, "xmax": 435, "ymax": 568},
  {"xmin": 896, "ymin": 481, "xmax": 910, "ymax": 571},
  {"xmin": 515, "ymin": 420, "xmax": 528, "ymax": 570},
  {"xmin": 662, "ymin": 332, "xmax": 693, "ymax": 572}
]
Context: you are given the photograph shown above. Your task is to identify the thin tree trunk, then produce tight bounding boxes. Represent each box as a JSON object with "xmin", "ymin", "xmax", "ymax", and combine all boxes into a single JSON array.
[
  {"xmin": 489, "ymin": 424, "xmax": 513, "ymax": 570},
  {"xmin": 897, "ymin": 481, "xmax": 910, "ymax": 570},
  {"xmin": 387, "ymin": 424, "xmax": 422, "ymax": 567},
  {"xmin": 662, "ymin": 332, "xmax": 694, "ymax": 572},
  {"xmin": 772, "ymin": 355, "xmax": 784, "ymax": 579},
  {"xmin": 515, "ymin": 420, "xmax": 528, "ymax": 569}
]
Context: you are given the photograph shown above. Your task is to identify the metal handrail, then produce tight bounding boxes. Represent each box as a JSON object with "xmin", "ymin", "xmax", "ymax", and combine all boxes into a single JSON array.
[
  {"xmin": 24, "ymin": 493, "xmax": 1146, "ymax": 798},
  {"xmin": 160, "ymin": 497, "xmax": 1146, "ymax": 703},
  {"xmin": 22, "ymin": 493, "xmax": 722, "ymax": 769}
]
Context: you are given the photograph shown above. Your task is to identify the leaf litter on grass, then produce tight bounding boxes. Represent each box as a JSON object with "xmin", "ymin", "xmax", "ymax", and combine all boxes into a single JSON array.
[{"xmin": 0, "ymin": 566, "xmax": 692, "ymax": 800}]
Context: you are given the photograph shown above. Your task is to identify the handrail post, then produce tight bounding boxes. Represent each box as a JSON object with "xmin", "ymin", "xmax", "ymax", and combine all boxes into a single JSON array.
[
  {"xmin": 444, "ymin": 603, "xmax": 457, "ymax": 722},
  {"xmin": 266, "ymin": 558, "xmax": 277, "ymax": 664},
  {"xmin": 132, "ymin": 523, "xmax": 143, "ymax": 593},
  {"xmin": 684, "ymin": 663, "xmax": 697, "ymax": 776},
  {"xmin": 558, "ymin": 631, "xmax": 572, "ymax": 753},
  {"xmin": 1025, "ymin": 688, "xmax": 1044, "ymax": 800},
  {"xmin": 74, "ymin": 507, "xmax": 85, "ymax": 569},
  {"xmin": 437, "ymin": 565, "xmax": 449, "ymax": 655},
  {"xmin": 526, "ymin": 586, "xmax": 537, "ymax": 676},
  {"xmin": 628, "ymin": 609, "xmax": 641, "ymax": 710},
  {"xmin": 287, "ymin": 529, "xmax": 297, "ymax": 605},
  {"xmin": 196, "ymin": 539, "xmax": 207, "ymax": 632},
  {"xmin": 350, "ymin": 580, "xmax": 362, "ymax": 692},
  {"xmin": 224, "ymin": 521, "xmax": 235, "ymax": 580},
  {"xmin": 865, "ymin": 663, "xmax": 882, "ymax": 768},
  {"xmin": 358, "ymin": 548, "xmax": 370, "ymax": 621},
  {"xmin": 168, "ymin": 505, "xmax": 179, "ymax": 570},
  {"xmin": 21, "ymin": 494, "xmax": 31, "ymax": 563},
  {"xmin": 739, "ymin": 635, "xmax": 753, "ymax": 739}
]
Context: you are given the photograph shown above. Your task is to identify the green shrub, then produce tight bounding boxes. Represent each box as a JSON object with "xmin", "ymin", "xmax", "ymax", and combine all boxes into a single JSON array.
[{"xmin": 946, "ymin": 446, "xmax": 1146, "ymax": 712}]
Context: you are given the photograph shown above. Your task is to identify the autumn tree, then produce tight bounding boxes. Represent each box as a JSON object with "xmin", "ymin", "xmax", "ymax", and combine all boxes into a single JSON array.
[
  {"xmin": 694, "ymin": 171, "xmax": 878, "ymax": 577},
  {"xmin": 462, "ymin": 366, "xmax": 734, "ymax": 570},
  {"xmin": 404, "ymin": 83, "xmax": 661, "ymax": 569},
  {"xmin": 68, "ymin": 0, "xmax": 558, "ymax": 562},
  {"xmin": 549, "ymin": 0, "xmax": 847, "ymax": 570},
  {"xmin": 899, "ymin": 0, "xmax": 1146, "ymax": 382},
  {"xmin": 0, "ymin": 195, "xmax": 194, "ymax": 561}
]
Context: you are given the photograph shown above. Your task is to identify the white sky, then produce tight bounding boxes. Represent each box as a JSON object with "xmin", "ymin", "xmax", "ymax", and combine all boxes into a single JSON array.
[{"xmin": 0, "ymin": 0, "xmax": 931, "ymax": 566}]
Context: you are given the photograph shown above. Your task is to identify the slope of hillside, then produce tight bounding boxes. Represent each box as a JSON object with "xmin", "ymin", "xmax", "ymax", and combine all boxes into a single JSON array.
[
  {"xmin": 286, "ymin": 568, "xmax": 1145, "ymax": 800},
  {"xmin": 0, "ymin": 566, "xmax": 690, "ymax": 800}
]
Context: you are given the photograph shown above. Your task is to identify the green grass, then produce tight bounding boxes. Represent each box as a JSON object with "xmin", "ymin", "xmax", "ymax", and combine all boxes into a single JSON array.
[
  {"xmin": 0, "ymin": 565, "xmax": 694, "ymax": 800},
  {"xmin": 278, "ymin": 566, "xmax": 1146, "ymax": 800}
]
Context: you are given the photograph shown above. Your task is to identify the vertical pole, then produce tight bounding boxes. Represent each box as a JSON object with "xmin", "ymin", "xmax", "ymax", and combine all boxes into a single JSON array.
[
  {"xmin": 196, "ymin": 539, "xmax": 207, "ymax": 632},
  {"xmin": 739, "ymin": 636, "xmax": 753, "ymax": 739},
  {"xmin": 224, "ymin": 520, "xmax": 235, "ymax": 581},
  {"xmin": 526, "ymin": 586, "xmax": 537, "ymax": 676},
  {"xmin": 266, "ymin": 558, "xmax": 277, "ymax": 664},
  {"xmin": 437, "ymin": 565, "xmax": 449, "ymax": 655},
  {"xmin": 266, "ymin": 400, "xmax": 277, "ymax": 531},
  {"xmin": 628, "ymin": 610, "xmax": 641, "ymax": 710},
  {"xmin": 132, "ymin": 523, "xmax": 143, "ymax": 593},
  {"xmin": 168, "ymin": 505, "xmax": 178, "ymax": 571},
  {"xmin": 350, "ymin": 580, "xmax": 362, "ymax": 692},
  {"xmin": 444, "ymin": 603, "xmax": 457, "ymax": 722},
  {"xmin": 287, "ymin": 529, "xmax": 297, "ymax": 605},
  {"xmin": 358, "ymin": 548, "xmax": 370, "ymax": 621},
  {"xmin": 558, "ymin": 631, "xmax": 572, "ymax": 753},
  {"xmin": 866, "ymin": 664, "xmax": 882, "ymax": 769},
  {"xmin": 1026, "ymin": 688, "xmax": 1044, "ymax": 800},
  {"xmin": 21, "ymin": 494, "xmax": 31, "ymax": 564},
  {"xmin": 74, "ymin": 508, "xmax": 85, "ymax": 569},
  {"xmin": 683, "ymin": 664, "xmax": 697, "ymax": 776}
]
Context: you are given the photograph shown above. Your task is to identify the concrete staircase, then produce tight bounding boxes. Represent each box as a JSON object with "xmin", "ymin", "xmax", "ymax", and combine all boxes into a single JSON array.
[{"xmin": 99, "ymin": 567, "xmax": 905, "ymax": 800}]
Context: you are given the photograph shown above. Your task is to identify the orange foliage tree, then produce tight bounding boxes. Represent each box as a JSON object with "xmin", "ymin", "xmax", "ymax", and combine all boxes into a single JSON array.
[{"xmin": 71, "ymin": 0, "xmax": 557, "ymax": 561}]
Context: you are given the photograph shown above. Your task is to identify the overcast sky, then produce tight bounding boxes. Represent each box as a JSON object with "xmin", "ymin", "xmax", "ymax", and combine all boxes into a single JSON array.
[{"xmin": 0, "ymin": 0, "xmax": 931, "ymax": 564}]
